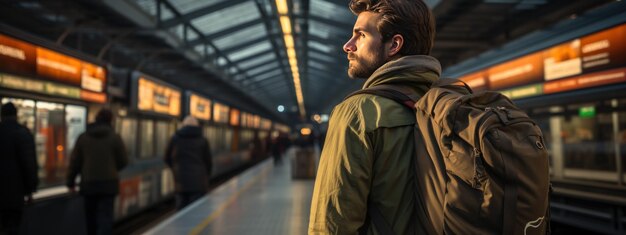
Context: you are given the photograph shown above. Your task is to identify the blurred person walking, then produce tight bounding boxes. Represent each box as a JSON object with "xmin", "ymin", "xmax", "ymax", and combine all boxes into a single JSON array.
[
  {"xmin": 164, "ymin": 116, "xmax": 213, "ymax": 210},
  {"xmin": 0, "ymin": 102, "xmax": 38, "ymax": 235},
  {"xmin": 67, "ymin": 109, "xmax": 128, "ymax": 235}
]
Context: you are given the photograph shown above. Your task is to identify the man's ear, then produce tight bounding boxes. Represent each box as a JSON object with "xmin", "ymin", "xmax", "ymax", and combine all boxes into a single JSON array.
[{"xmin": 387, "ymin": 34, "xmax": 404, "ymax": 57}]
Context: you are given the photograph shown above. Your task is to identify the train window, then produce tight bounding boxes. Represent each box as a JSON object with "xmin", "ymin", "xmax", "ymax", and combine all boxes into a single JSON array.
[
  {"xmin": 618, "ymin": 111, "xmax": 626, "ymax": 180},
  {"xmin": 2, "ymin": 97, "xmax": 35, "ymax": 132},
  {"xmin": 65, "ymin": 105, "xmax": 86, "ymax": 162},
  {"xmin": 225, "ymin": 127, "xmax": 233, "ymax": 153},
  {"xmin": 35, "ymin": 101, "xmax": 66, "ymax": 188},
  {"xmin": 116, "ymin": 117, "xmax": 137, "ymax": 160},
  {"xmin": 155, "ymin": 121, "xmax": 170, "ymax": 157},
  {"xmin": 139, "ymin": 119, "xmax": 155, "ymax": 159},
  {"xmin": 558, "ymin": 102, "xmax": 618, "ymax": 182}
]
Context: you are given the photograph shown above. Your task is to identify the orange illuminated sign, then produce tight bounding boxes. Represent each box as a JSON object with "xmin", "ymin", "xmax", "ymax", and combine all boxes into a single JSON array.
[
  {"xmin": 543, "ymin": 67, "xmax": 626, "ymax": 94},
  {"xmin": 189, "ymin": 93, "xmax": 211, "ymax": 121},
  {"xmin": 580, "ymin": 24, "xmax": 626, "ymax": 73},
  {"xmin": 213, "ymin": 102, "xmax": 229, "ymax": 124},
  {"xmin": 230, "ymin": 108, "xmax": 240, "ymax": 126},
  {"xmin": 0, "ymin": 33, "xmax": 107, "ymax": 102},
  {"xmin": 487, "ymin": 52, "xmax": 544, "ymax": 90},
  {"xmin": 0, "ymin": 34, "xmax": 37, "ymax": 76},
  {"xmin": 458, "ymin": 70, "xmax": 488, "ymax": 91},
  {"xmin": 137, "ymin": 77, "xmax": 181, "ymax": 116},
  {"xmin": 36, "ymin": 47, "xmax": 82, "ymax": 86}
]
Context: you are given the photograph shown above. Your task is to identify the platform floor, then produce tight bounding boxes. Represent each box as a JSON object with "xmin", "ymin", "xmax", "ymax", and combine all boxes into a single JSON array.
[{"xmin": 145, "ymin": 148, "xmax": 318, "ymax": 235}]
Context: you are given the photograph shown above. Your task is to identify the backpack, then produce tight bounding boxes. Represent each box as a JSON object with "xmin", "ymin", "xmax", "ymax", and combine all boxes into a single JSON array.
[{"xmin": 347, "ymin": 79, "xmax": 551, "ymax": 235}]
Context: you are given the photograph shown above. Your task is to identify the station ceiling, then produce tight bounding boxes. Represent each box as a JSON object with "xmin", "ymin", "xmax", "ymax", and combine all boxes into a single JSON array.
[{"xmin": 0, "ymin": 0, "xmax": 616, "ymax": 124}]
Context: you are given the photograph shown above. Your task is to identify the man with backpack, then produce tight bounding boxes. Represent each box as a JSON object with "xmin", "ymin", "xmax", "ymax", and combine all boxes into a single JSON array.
[
  {"xmin": 309, "ymin": 0, "xmax": 438, "ymax": 234},
  {"xmin": 309, "ymin": 0, "xmax": 551, "ymax": 234}
]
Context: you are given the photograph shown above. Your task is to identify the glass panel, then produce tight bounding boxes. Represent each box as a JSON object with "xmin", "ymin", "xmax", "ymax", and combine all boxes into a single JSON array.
[
  {"xmin": 116, "ymin": 117, "xmax": 137, "ymax": 159},
  {"xmin": 310, "ymin": 0, "xmax": 354, "ymax": 22},
  {"xmin": 140, "ymin": 119, "xmax": 154, "ymax": 159},
  {"xmin": 65, "ymin": 105, "xmax": 86, "ymax": 161},
  {"xmin": 619, "ymin": 111, "xmax": 626, "ymax": 175},
  {"xmin": 170, "ymin": 0, "xmax": 224, "ymax": 14},
  {"xmin": 238, "ymin": 53, "xmax": 275, "ymax": 69},
  {"xmin": 155, "ymin": 121, "xmax": 169, "ymax": 157},
  {"xmin": 226, "ymin": 42, "xmax": 272, "ymax": 62},
  {"xmin": 191, "ymin": 1, "xmax": 260, "ymax": 35},
  {"xmin": 562, "ymin": 109, "xmax": 616, "ymax": 171},
  {"xmin": 309, "ymin": 40, "xmax": 333, "ymax": 53},
  {"xmin": 225, "ymin": 127, "xmax": 233, "ymax": 152},
  {"xmin": 213, "ymin": 24, "xmax": 266, "ymax": 49},
  {"xmin": 2, "ymin": 97, "xmax": 35, "ymax": 132},
  {"xmin": 35, "ymin": 101, "xmax": 65, "ymax": 187}
]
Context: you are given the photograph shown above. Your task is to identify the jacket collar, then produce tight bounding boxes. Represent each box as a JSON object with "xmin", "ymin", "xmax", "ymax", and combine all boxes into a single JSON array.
[{"xmin": 362, "ymin": 55, "xmax": 441, "ymax": 90}]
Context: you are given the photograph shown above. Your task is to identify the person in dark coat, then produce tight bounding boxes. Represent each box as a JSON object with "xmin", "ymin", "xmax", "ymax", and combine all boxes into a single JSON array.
[
  {"xmin": 67, "ymin": 108, "xmax": 128, "ymax": 235},
  {"xmin": 164, "ymin": 116, "xmax": 213, "ymax": 210},
  {"xmin": 0, "ymin": 102, "xmax": 38, "ymax": 235}
]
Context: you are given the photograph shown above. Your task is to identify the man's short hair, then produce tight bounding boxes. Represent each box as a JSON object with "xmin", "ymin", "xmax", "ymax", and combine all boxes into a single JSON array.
[
  {"xmin": 1, "ymin": 102, "xmax": 17, "ymax": 119},
  {"xmin": 349, "ymin": 0, "xmax": 435, "ymax": 55},
  {"xmin": 95, "ymin": 108, "xmax": 114, "ymax": 124}
]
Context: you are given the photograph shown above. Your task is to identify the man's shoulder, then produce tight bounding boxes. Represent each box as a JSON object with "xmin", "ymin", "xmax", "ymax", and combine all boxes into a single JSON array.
[{"xmin": 333, "ymin": 93, "xmax": 415, "ymax": 131}]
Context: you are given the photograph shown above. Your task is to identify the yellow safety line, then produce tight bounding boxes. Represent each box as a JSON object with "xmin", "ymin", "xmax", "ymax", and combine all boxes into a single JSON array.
[{"xmin": 189, "ymin": 166, "xmax": 272, "ymax": 235}]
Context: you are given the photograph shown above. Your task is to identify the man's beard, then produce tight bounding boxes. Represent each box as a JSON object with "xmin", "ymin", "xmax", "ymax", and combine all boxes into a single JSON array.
[{"xmin": 347, "ymin": 46, "xmax": 386, "ymax": 79}]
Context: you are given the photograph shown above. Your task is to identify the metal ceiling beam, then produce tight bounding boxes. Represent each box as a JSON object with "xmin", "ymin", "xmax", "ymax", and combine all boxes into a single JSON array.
[{"xmin": 158, "ymin": 0, "xmax": 249, "ymax": 28}]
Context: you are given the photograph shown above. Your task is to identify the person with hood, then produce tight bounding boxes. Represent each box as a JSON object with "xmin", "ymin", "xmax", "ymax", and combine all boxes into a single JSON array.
[
  {"xmin": 164, "ymin": 116, "xmax": 212, "ymax": 210},
  {"xmin": 67, "ymin": 108, "xmax": 128, "ymax": 235},
  {"xmin": 308, "ymin": 0, "xmax": 439, "ymax": 234},
  {"xmin": 0, "ymin": 102, "xmax": 38, "ymax": 235}
]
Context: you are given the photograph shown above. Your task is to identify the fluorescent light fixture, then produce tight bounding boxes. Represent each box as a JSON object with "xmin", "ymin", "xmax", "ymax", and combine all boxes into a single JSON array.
[
  {"xmin": 276, "ymin": 0, "xmax": 288, "ymax": 15},
  {"xmin": 280, "ymin": 16, "xmax": 292, "ymax": 34}
]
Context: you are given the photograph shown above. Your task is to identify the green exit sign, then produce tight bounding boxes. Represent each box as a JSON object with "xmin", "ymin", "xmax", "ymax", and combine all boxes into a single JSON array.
[{"xmin": 579, "ymin": 106, "xmax": 595, "ymax": 118}]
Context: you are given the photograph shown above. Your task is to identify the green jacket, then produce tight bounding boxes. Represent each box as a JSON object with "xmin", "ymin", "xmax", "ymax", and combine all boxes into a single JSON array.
[
  {"xmin": 309, "ymin": 55, "xmax": 441, "ymax": 235},
  {"xmin": 67, "ymin": 122, "xmax": 128, "ymax": 195}
]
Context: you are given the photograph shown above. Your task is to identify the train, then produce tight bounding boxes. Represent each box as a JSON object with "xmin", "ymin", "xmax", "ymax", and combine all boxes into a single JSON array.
[
  {"xmin": 444, "ymin": 4, "xmax": 626, "ymax": 234},
  {"xmin": 0, "ymin": 24, "xmax": 289, "ymax": 232}
]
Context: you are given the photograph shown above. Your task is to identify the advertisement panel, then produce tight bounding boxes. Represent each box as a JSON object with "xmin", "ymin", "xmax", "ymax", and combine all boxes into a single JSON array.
[
  {"xmin": 543, "ymin": 40, "xmax": 582, "ymax": 81},
  {"xmin": 137, "ymin": 76, "xmax": 181, "ymax": 117},
  {"xmin": 213, "ymin": 102, "xmax": 229, "ymax": 124},
  {"xmin": 36, "ymin": 47, "xmax": 82, "ymax": 86},
  {"xmin": 81, "ymin": 62, "xmax": 106, "ymax": 92},
  {"xmin": 0, "ymin": 33, "xmax": 107, "ymax": 103},
  {"xmin": 458, "ymin": 70, "xmax": 488, "ymax": 91},
  {"xmin": 0, "ymin": 34, "xmax": 37, "ymax": 76},
  {"xmin": 487, "ymin": 52, "xmax": 544, "ymax": 90},
  {"xmin": 229, "ymin": 108, "xmax": 240, "ymax": 126},
  {"xmin": 580, "ymin": 24, "xmax": 626, "ymax": 73},
  {"xmin": 189, "ymin": 93, "xmax": 211, "ymax": 121},
  {"xmin": 543, "ymin": 67, "xmax": 626, "ymax": 94}
]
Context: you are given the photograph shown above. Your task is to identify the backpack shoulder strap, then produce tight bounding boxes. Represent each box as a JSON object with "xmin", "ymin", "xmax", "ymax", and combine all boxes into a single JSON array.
[{"xmin": 344, "ymin": 84, "xmax": 419, "ymax": 111}]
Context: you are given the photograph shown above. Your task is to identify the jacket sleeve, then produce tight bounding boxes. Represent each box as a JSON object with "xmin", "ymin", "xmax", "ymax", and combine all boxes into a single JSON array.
[
  {"xmin": 67, "ymin": 135, "xmax": 84, "ymax": 188},
  {"xmin": 115, "ymin": 134, "xmax": 128, "ymax": 170},
  {"xmin": 18, "ymin": 129, "xmax": 38, "ymax": 194},
  {"xmin": 309, "ymin": 102, "xmax": 374, "ymax": 234},
  {"xmin": 203, "ymin": 137, "xmax": 213, "ymax": 178}
]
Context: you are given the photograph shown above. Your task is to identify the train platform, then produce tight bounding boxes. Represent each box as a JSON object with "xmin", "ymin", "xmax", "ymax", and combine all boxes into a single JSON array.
[{"xmin": 145, "ymin": 147, "xmax": 319, "ymax": 235}]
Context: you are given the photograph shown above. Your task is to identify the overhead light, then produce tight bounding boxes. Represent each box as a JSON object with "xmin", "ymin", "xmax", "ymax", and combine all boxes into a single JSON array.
[
  {"xmin": 276, "ymin": 0, "xmax": 288, "ymax": 15},
  {"xmin": 280, "ymin": 16, "xmax": 292, "ymax": 34},
  {"xmin": 275, "ymin": 0, "xmax": 305, "ymax": 119},
  {"xmin": 277, "ymin": 105, "xmax": 285, "ymax": 112}
]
